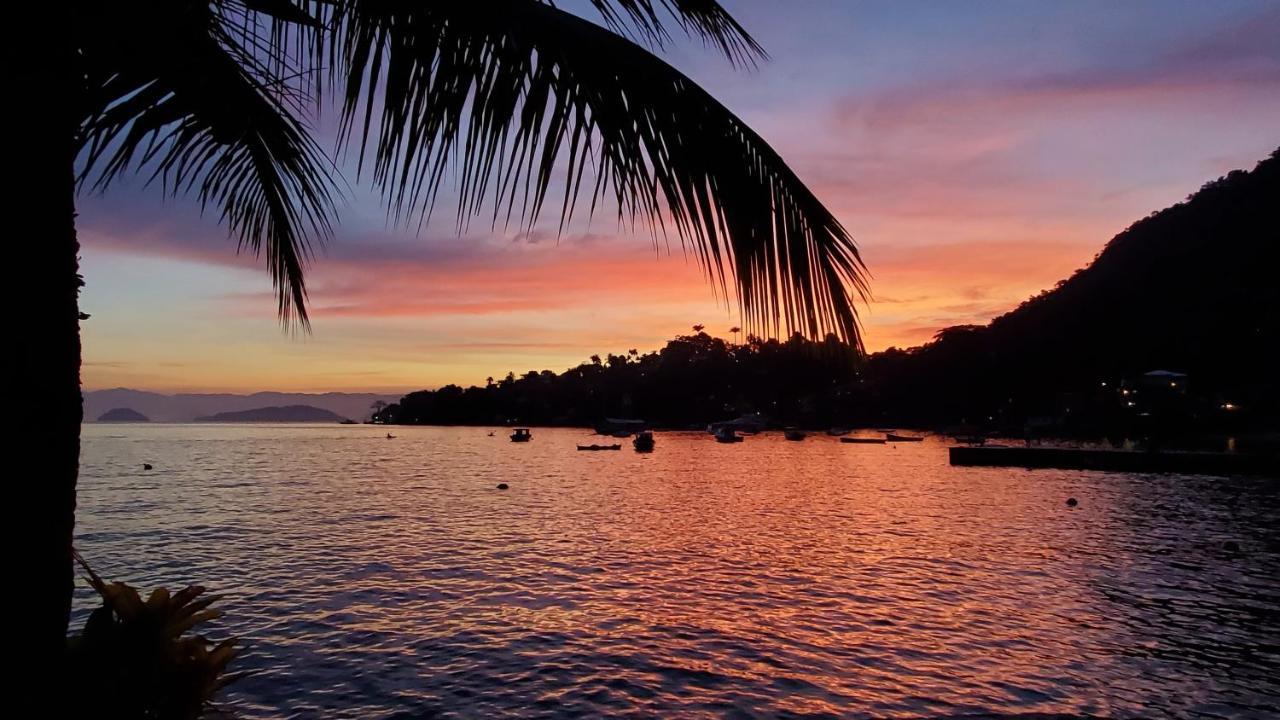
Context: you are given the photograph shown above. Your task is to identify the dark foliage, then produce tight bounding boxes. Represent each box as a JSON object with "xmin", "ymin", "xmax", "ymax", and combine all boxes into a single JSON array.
[
  {"xmin": 381, "ymin": 331, "xmax": 859, "ymax": 428},
  {"xmin": 860, "ymin": 147, "xmax": 1280, "ymax": 430},
  {"xmin": 72, "ymin": 0, "xmax": 866, "ymax": 340},
  {"xmin": 67, "ymin": 552, "xmax": 241, "ymax": 720},
  {"xmin": 382, "ymin": 149, "xmax": 1280, "ymax": 435}
]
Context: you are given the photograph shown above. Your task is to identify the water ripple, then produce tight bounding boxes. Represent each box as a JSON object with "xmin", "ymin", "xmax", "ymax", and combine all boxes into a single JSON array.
[{"xmin": 74, "ymin": 424, "xmax": 1280, "ymax": 718}]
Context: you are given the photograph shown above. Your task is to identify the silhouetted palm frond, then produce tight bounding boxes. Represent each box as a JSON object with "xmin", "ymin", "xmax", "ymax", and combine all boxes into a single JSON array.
[
  {"xmin": 581, "ymin": 0, "xmax": 765, "ymax": 65},
  {"xmin": 327, "ymin": 0, "xmax": 867, "ymax": 344},
  {"xmin": 76, "ymin": 1, "xmax": 336, "ymax": 327},
  {"xmin": 72, "ymin": 0, "xmax": 865, "ymax": 344}
]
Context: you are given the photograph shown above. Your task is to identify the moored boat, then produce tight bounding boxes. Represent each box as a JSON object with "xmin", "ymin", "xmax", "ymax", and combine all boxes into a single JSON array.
[
  {"xmin": 841, "ymin": 437, "xmax": 886, "ymax": 444},
  {"xmin": 885, "ymin": 433, "xmax": 925, "ymax": 442},
  {"xmin": 510, "ymin": 428, "xmax": 532, "ymax": 442},
  {"xmin": 826, "ymin": 428, "xmax": 852, "ymax": 436},
  {"xmin": 578, "ymin": 443, "xmax": 622, "ymax": 451},
  {"xmin": 707, "ymin": 413, "xmax": 768, "ymax": 436},
  {"xmin": 784, "ymin": 428, "xmax": 807, "ymax": 441},
  {"xmin": 714, "ymin": 427, "xmax": 744, "ymax": 443},
  {"xmin": 633, "ymin": 431, "xmax": 655, "ymax": 452},
  {"xmin": 595, "ymin": 417, "xmax": 646, "ymax": 436}
]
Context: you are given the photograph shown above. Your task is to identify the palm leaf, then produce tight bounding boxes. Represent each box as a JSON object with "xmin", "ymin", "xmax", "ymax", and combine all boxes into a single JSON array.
[
  {"xmin": 75, "ymin": 1, "xmax": 865, "ymax": 342},
  {"xmin": 326, "ymin": 0, "xmax": 867, "ymax": 344},
  {"xmin": 76, "ymin": 1, "xmax": 337, "ymax": 327},
  {"xmin": 581, "ymin": 0, "xmax": 765, "ymax": 65}
]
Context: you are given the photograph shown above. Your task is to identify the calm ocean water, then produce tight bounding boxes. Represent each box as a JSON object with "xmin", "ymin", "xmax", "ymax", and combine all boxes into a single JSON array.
[{"xmin": 75, "ymin": 424, "xmax": 1279, "ymax": 719}]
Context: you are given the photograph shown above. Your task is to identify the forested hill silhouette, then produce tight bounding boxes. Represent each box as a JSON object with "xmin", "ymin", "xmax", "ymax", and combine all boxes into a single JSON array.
[
  {"xmin": 380, "ymin": 148, "xmax": 1279, "ymax": 431},
  {"xmin": 865, "ymin": 147, "xmax": 1279, "ymax": 427},
  {"xmin": 381, "ymin": 333, "xmax": 861, "ymax": 428}
]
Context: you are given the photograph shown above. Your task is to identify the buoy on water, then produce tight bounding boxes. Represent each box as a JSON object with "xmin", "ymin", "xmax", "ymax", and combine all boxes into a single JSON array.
[
  {"xmin": 143, "ymin": 463, "xmax": 153, "ymax": 470},
  {"xmin": 497, "ymin": 483, "xmax": 509, "ymax": 490},
  {"xmin": 1066, "ymin": 497, "xmax": 1078, "ymax": 507}
]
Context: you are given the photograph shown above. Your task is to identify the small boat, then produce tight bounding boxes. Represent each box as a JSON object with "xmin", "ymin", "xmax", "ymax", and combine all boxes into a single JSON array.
[
  {"xmin": 510, "ymin": 428, "xmax": 532, "ymax": 442},
  {"xmin": 595, "ymin": 418, "xmax": 647, "ymax": 436},
  {"xmin": 784, "ymin": 428, "xmax": 807, "ymax": 441},
  {"xmin": 707, "ymin": 413, "xmax": 768, "ymax": 436},
  {"xmin": 841, "ymin": 437, "xmax": 886, "ymax": 444},
  {"xmin": 714, "ymin": 428, "xmax": 744, "ymax": 443},
  {"xmin": 885, "ymin": 433, "xmax": 925, "ymax": 442},
  {"xmin": 578, "ymin": 444, "xmax": 622, "ymax": 451},
  {"xmin": 385, "ymin": 433, "xmax": 396, "ymax": 439},
  {"xmin": 488, "ymin": 431, "xmax": 495, "ymax": 437},
  {"xmin": 633, "ymin": 431, "xmax": 655, "ymax": 452},
  {"xmin": 826, "ymin": 428, "xmax": 852, "ymax": 436},
  {"xmin": 953, "ymin": 435, "xmax": 986, "ymax": 446}
]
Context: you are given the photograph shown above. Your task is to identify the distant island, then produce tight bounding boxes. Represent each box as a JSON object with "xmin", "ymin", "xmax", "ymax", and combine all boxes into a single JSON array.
[
  {"xmin": 195, "ymin": 405, "xmax": 348, "ymax": 423},
  {"xmin": 81, "ymin": 389, "xmax": 401, "ymax": 423},
  {"xmin": 96, "ymin": 408, "xmax": 150, "ymax": 423},
  {"xmin": 375, "ymin": 148, "xmax": 1279, "ymax": 445}
]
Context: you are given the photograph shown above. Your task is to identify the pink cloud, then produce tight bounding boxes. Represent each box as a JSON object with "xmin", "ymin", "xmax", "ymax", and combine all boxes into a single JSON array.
[{"xmin": 76, "ymin": 1, "xmax": 1280, "ymax": 374}]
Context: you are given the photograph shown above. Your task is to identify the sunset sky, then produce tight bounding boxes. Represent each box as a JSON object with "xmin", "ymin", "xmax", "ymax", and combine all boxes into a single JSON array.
[{"xmin": 78, "ymin": 0, "xmax": 1280, "ymax": 393}]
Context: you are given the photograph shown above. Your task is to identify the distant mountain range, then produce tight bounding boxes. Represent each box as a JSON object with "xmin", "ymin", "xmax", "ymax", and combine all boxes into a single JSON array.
[
  {"xmin": 83, "ymin": 389, "xmax": 400, "ymax": 423},
  {"xmin": 194, "ymin": 405, "xmax": 347, "ymax": 423},
  {"xmin": 97, "ymin": 407, "xmax": 149, "ymax": 422}
]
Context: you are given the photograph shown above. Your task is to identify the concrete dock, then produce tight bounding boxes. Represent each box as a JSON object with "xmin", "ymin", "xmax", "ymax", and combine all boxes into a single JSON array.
[{"xmin": 949, "ymin": 446, "xmax": 1280, "ymax": 477}]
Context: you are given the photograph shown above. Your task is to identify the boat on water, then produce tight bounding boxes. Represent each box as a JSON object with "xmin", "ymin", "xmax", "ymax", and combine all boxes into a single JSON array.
[
  {"xmin": 595, "ymin": 417, "xmax": 647, "ymax": 436},
  {"xmin": 385, "ymin": 433, "xmax": 396, "ymax": 439},
  {"xmin": 578, "ymin": 443, "xmax": 622, "ymax": 451},
  {"xmin": 826, "ymin": 428, "xmax": 852, "ymax": 436},
  {"xmin": 885, "ymin": 433, "xmax": 925, "ymax": 442},
  {"xmin": 633, "ymin": 431, "xmax": 655, "ymax": 452},
  {"xmin": 714, "ymin": 427, "xmax": 744, "ymax": 443},
  {"xmin": 510, "ymin": 428, "xmax": 532, "ymax": 442},
  {"xmin": 707, "ymin": 413, "xmax": 768, "ymax": 436},
  {"xmin": 841, "ymin": 437, "xmax": 887, "ymax": 444},
  {"xmin": 784, "ymin": 428, "xmax": 807, "ymax": 441}
]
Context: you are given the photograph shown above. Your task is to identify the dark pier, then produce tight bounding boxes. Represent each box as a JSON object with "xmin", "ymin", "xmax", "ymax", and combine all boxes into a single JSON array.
[{"xmin": 949, "ymin": 446, "xmax": 1280, "ymax": 477}]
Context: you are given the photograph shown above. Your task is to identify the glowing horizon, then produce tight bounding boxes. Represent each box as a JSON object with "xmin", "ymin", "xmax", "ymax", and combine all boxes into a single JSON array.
[{"xmin": 77, "ymin": 0, "xmax": 1280, "ymax": 394}]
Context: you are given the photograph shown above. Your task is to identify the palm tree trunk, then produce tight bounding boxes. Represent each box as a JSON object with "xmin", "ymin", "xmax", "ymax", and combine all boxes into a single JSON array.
[{"xmin": 10, "ymin": 23, "xmax": 82, "ymax": 668}]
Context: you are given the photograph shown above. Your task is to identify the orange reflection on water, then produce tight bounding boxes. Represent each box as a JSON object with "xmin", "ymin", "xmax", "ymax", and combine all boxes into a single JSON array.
[{"xmin": 75, "ymin": 424, "xmax": 1280, "ymax": 717}]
